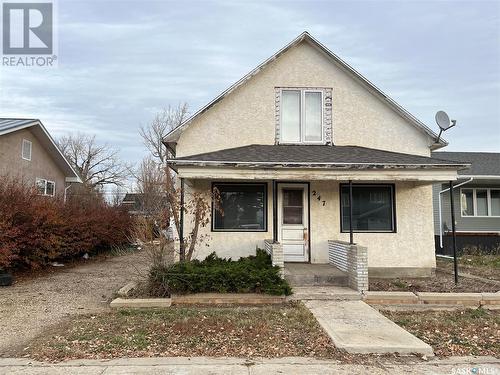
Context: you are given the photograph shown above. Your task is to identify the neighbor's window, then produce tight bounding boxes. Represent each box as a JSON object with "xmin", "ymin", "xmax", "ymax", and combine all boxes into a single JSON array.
[
  {"xmin": 461, "ymin": 188, "xmax": 500, "ymax": 217},
  {"xmin": 22, "ymin": 139, "xmax": 32, "ymax": 161},
  {"xmin": 281, "ymin": 89, "xmax": 322, "ymax": 143},
  {"xmin": 213, "ymin": 183, "xmax": 266, "ymax": 231},
  {"xmin": 340, "ymin": 184, "xmax": 395, "ymax": 232},
  {"xmin": 35, "ymin": 178, "xmax": 55, "ymax": 197}
]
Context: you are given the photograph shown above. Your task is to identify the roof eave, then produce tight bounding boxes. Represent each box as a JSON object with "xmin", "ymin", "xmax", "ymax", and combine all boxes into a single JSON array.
[
  {"xmin": 168, "ymin": 160, "xmax": 469, "ymax": 170},
  {"xmin": 0, "ymin": 119, "xmax": 82, "ymax": 181}
]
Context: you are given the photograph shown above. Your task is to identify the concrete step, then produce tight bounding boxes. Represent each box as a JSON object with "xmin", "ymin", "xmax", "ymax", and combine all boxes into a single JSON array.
[
  {"xmin": 285, "ymin": 273, "xmax": 348, "ymax": 287},
  {"xmin": 289, "ymin": 286, "xmax": 361, "ymax": 301}
]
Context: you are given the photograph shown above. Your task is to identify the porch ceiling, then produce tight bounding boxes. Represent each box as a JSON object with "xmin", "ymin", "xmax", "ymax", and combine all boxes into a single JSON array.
[{"xmin": 175, "ymin": 166, "xmax": 460, "ymax": 182}]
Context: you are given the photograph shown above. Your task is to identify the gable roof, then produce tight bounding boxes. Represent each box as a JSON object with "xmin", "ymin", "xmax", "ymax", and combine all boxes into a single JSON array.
[
  {"xmin": 432, "ymin": 151, "xmax": 500, "ymax": 177},
  {"xmin": 164, "ymin": 31, "xmax": 446, "ymax": 148},
  {"xmin": 0, "ymin": 118, "xmax": 81, "ymax": 182},
  {"xmin": 169, "ymin": 144, "xmax": 467, "ymax": 170}
]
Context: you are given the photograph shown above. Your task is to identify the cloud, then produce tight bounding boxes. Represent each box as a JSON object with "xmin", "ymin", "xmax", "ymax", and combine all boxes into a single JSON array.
[{"xmin": 0, "ymin": 0, "xmax": 498, "ymax": 166}]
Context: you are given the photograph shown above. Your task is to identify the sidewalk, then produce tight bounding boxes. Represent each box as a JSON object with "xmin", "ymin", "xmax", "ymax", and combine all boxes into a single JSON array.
[{"xmin": 0, "ymin": 357, "xmax": 498, "ymax": 375}]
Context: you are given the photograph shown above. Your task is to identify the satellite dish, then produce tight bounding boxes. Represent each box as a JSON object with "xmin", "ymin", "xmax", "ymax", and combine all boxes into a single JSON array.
[{"xmin": 435, "ymin": 110, "xmax": 451, "ymax": 130}]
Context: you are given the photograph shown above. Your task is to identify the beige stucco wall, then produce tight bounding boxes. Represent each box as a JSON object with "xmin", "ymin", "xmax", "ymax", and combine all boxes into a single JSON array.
[
  {"xmin": 0, "ymin": 128, "xmax": 66, "ymax": 196},
  {"xmin": 176, "ymin": 40, "xmax": 433, "ymax": 158},
  {"xmin": 182, "ymin": 179, "xmax": 436, "ymax": 273}
]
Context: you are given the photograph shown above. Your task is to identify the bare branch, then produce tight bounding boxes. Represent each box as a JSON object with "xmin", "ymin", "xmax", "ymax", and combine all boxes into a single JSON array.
[
  {"xmin": 57, "ymin": 133, "xmax": 131, "ymax": 190},
  {"xmin": 139, "ymin": 103, "xmax": 189, "ymax": 164}
]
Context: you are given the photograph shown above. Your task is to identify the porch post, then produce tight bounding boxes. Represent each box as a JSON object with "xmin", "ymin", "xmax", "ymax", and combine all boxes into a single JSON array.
[
  {"xmin": 179, "ymin": 177, "xmax": 185, "ymax": 261},
  {"xmin": 272, "ymin": 180, "xmax": 278, "ymax": 243},
  {"xmin": 449, "ymin": 181, "xmax": 459, "ymax": 284},
  {"xmin": 349, "ymin": 180, "xmax": 354, "ymax": 245}
]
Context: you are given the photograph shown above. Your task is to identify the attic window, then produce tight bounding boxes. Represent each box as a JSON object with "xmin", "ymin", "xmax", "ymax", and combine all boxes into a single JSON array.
[
  {"xmin": 281, "ymin": 89, "xmax": 323, "ymax": 143},
  {"xmin": 22, "ymin": 139, "xmax": 32, "ymax": 161}
]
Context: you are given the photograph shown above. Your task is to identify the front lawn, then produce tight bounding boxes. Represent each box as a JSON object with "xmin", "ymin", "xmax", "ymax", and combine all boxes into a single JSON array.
[
  {"xmin": 23, "ymin": 303, "xmax": 349, "ymax": 362},
  {"xmin": 383, "ymin": 309, "xmax": 500, "ymax": 357}
]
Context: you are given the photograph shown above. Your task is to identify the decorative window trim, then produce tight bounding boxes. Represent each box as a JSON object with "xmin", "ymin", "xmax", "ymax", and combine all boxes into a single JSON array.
[
  {"xmin": 22, "ymin": 139, "xmax": 32, "ymax": 161},
  {"xmin": 35, "ymin": 178, "xmax": 56, "ymax": 197},
  {"xmin": 275, "ymin": 87, "xmax": 332, "ymax": 145},
  {"xmin": 460, "ymin": 188, "xmax": 500, "ymax": 218},
  {"xmin": 211, "ymin": 182, "xmax": 268, "ymax": 232},
  {"xmin": 339, "ymin": 183, "xmax": 397, "ymax": 233}
]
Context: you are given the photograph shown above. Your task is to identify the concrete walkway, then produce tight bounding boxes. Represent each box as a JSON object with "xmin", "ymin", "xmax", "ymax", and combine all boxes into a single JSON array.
[
  {"xmin": 305, "ymin": 300, "xmax": 434, "ymax": 356},
  {"xmin": 0, "ymin": 357, "xmax": 498, "ymax": 375}
]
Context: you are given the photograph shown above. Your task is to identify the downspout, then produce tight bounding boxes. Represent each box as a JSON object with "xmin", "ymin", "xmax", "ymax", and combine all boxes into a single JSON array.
[
  {"xmin": 438, "ymin": 178, "xmax": 473, "ymax": 248},
  {"xmin": 348, "ymin": 180, "xmax": 354, "ymax": 245},
  {"xmin": 64, "ymin": 183, "xmax": 72, "ymax": 203}
]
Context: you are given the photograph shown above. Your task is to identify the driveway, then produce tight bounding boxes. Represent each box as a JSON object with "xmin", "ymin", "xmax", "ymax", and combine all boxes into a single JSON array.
[{"xmin": 0, "ymin": 250, "xmax": 148, "ymax": 355}]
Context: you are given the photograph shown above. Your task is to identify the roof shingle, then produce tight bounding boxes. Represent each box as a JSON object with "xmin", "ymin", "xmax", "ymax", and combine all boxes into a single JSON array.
[
  {"xmin": 171, "ymin": 144, "xmax": 468, "ymax": 169},
  {"xmin": 432, "ymin": 152, "xmax": 500, "ymax": 176}
]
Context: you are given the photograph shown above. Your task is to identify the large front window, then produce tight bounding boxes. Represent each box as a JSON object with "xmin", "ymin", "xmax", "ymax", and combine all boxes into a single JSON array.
[
  {"xmin": 461, "ymin": 188, "xmax": 500, "ymax": 217},
  {"xmin": 340, "ymin": 184, "xmax": 395, "ymax": 232},
  {"xmin": 212, "ymin": 183, "xmax": 267, "ymax": 231},
  {"xmin": 281, "ymin": 89, "xmax": 323, "ymax": 143}
]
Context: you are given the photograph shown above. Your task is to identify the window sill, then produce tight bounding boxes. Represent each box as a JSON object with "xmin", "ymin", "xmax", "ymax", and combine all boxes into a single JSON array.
[{"xmin": 340, "ymin": 231, "xmax": 397, "ymax": 234}]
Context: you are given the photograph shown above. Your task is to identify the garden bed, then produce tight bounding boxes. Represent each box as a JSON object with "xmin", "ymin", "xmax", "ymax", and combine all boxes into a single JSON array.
[
  {"xmin": 21, "ymin": 303, "xmax": 353, "ymax": 362},
  {"xmin": 370, "ymin": 271, "xmax": 499, "ymax": 293},
  {"xmin": 146, "ymin": 250, "xmax": 292, "ymax": 297},
  {"xmin": 437, "ymin": 256, "xmax": 500, "ymax": 282},
  {"xmin": 382, "ymin": 308, "xmax": 500, "ymax": 357}
]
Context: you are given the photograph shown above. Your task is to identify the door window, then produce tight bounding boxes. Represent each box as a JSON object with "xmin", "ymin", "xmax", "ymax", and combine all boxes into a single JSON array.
[{"xmin": 282, "ymin": 188, "xmax": 303, "ymax": 224}]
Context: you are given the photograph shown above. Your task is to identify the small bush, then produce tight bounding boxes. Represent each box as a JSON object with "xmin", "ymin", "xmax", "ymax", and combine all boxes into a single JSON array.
[
  {"xmin": 0, "ymin": 177, "xmax": 133, "ymax": 270},
  {"xmin": 148, "ymin": 249, "xmax": 292, "ymax": 296}
]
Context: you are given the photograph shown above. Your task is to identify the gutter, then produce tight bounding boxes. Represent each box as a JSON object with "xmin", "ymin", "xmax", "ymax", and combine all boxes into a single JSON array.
[
  {"xmin": 438, "ymin": 178, "xmax": 473, "ymax": 248},
  {"xmin": 167, "ymin": 159, "xmax": 469, "ymax": 170}
]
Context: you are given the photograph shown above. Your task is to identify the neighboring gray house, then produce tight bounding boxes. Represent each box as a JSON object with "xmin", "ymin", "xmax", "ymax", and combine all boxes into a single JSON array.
[
  {"xmin": 432, "ymin": 152, "xmax": 500, "ymax": 255},
  {"xmin": 121, "ymin": 193, "xmax": 145, "ymax": 215}
]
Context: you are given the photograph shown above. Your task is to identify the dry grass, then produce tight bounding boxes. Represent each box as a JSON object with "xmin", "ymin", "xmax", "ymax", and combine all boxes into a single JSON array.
[
  {"xmin": 383, "ymin": 309, "xmax": 500, "ymax": 357},
  {"xmin": 22, "ymin": 302, "xmax": 354, "ymax": 362}
]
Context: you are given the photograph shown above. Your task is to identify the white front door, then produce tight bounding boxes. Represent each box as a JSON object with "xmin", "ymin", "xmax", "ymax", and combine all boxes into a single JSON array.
[{"xmin": 278, "ymin": 183, "xmax": 309, "ymax": 262}]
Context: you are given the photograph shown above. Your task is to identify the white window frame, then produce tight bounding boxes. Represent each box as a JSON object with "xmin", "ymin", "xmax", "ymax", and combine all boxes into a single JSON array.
[
  {"xmin": 460, "ymin": 188, "xmax": 500, "ymax": 218},
  {"xmin": 22, "ymin": 139, "xmax": 32, "ymax": 161},
  {"xmin": 279, "ymin": 88, "xmax": 324, "ymax": 144},
  {"xmin": 35, "ymin": 178, "xmax": 56, "ymax": 197}
]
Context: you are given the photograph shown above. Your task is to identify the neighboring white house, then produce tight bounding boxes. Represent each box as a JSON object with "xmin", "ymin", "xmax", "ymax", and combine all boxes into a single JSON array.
[{"xmin": 164, "ymin": 32, "xmax": 467, "ymax": 278}]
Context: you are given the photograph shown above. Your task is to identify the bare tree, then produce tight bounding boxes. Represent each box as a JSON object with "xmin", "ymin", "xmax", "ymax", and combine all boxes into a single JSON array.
[
  {"xmin": 138, "ymin": 103, "xmax": 216, "ymax": 262},
  {"xmin": 58, "ymin": 134, "xmax": 130, "ymax": 190},
  {"xmin": 110, "ymin": 186, "xmax": 127, "ymax": 206},
  {"xmin": 139, "ymin": 103, "xmax": 189, "ymax": 164},
  {"xmin": 165, "ymin": 169, "xmax": 218, "ymax": 261},
  {"xmin": 134, "ymin": 156, "xmax": 168, "ymax": 218}
]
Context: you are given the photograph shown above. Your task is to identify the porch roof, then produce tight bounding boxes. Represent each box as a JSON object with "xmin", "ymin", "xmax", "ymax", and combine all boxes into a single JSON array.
[{"xmin": 169, "ymin": 144, "xmax": 469, "ymax": 170}]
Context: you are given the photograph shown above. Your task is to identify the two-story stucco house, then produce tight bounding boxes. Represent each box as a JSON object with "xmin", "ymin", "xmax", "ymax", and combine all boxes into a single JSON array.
[
  {"xmin": 165, "ymin": 32, "xmax": 467, "ymax": 279},
  {"xmin": 0, "ymin": 118, "xmax": 81, "ymax": 198}
]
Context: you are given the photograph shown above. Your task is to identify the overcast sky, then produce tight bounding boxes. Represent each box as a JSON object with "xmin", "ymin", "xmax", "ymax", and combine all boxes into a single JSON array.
[{"xmin": 1, "ymin": 0, "xmax": 499, "ymax": 167}]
